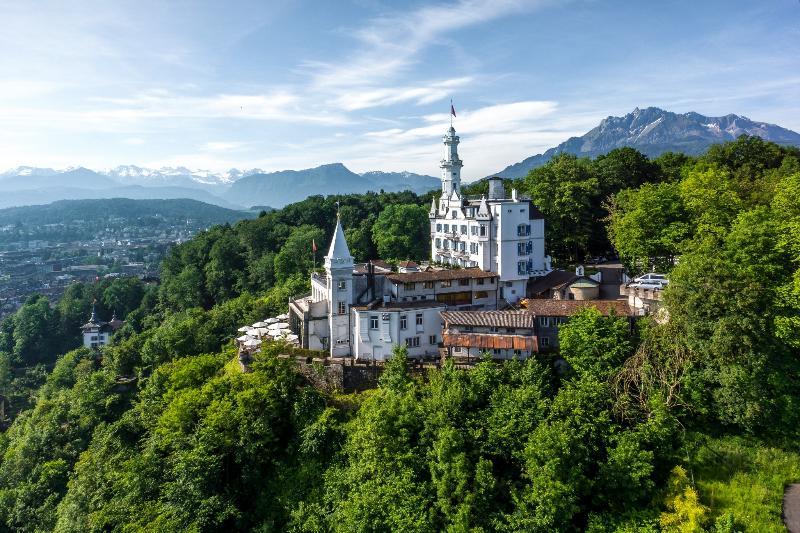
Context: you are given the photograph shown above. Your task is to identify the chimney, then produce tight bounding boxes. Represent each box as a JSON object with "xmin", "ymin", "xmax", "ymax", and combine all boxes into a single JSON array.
[{"xmin": 487, "ymin": 177, "xmax": 505, "ymax": 200}]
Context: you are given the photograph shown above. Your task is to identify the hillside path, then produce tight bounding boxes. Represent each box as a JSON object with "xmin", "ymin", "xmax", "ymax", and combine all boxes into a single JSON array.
[{"xmin": 784, "ymin": 484, "xmax": 800, "ymax": 532}]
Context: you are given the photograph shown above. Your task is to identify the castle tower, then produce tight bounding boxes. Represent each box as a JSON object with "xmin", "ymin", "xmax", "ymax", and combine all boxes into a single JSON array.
[
  {"xmin": 440, "ymin": 126, "xmax": 463, "ymax": 198},
  {"xmin": 324, "ymin": 216, "xmax": 354, "ymax": 357}
]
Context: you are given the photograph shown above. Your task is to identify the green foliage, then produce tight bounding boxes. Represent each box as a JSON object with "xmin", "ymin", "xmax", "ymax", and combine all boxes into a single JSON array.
[
  {"xmin": 608, "ymin": 181, "xmax": 690, "ymax": 273},
  {"xmin": 1, "ymin": 139, "xmax": 800, "ymax": 531},
  {"xmin": 372, "ymin": 203, "xmax": 430, "ymax": 261},
  {"xmin": 558, "ymin": 307, "xmax": 634, "ymax": 380},
  {"xmin": 683, "ymin": 435, "xmax": 800, "ymax": 532},
  {"xmin": 274, "ymin": 225, "xmax": 326, "ymax": 283}
]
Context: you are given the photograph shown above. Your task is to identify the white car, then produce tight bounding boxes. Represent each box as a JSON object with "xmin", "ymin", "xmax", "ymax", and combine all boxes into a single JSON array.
[{"xmin": 631, "ymin": 273, "xmax": 668, "ymax": 289}]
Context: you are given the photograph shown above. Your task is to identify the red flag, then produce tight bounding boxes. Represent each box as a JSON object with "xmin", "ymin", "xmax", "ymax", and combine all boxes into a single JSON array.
[
  {"xmin": 451, "ymin": 103, "xmax": 456, "ymax": 117},
  {"xmin": 312, "ymin": 239, "xmax": 317, "ymax": 253}
]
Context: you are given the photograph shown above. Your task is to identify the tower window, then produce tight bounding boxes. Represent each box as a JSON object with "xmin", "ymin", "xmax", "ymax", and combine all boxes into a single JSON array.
[
  {"xmin": 338, "ymin": 280, "xmax": 347, "ymax": 290},
  {"xmin": 370, "ymin": 315, "xmax": 378, "ymax": 329},
  {"xmin": 338, "ymin": 301, "xmax": 347, "ymax": 314},
  {"xmin": 479, "ymin": 225, "xmax": 486, "ymax": 237},
  {"xmin": 400, "ymin": 315, "xmax": 407, "ymax": 330}
]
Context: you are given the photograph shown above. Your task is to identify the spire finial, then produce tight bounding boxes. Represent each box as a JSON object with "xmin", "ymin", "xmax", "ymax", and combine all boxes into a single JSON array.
[{"xmin": 335, "ymin": 200, "xmax": 341, "ymax": 218}]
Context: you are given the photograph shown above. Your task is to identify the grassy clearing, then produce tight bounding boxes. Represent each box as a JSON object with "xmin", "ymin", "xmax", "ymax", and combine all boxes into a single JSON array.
[{"xmin": 685, "ymin": 434, "xmax": 800, "ymax": 532}]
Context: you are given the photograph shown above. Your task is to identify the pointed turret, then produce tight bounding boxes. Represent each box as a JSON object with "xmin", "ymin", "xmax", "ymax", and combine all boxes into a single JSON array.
[
  {"xmin": 477, "ymin": 195, "xmax": 491, "ymax": 219},
  {"xmin": 325, "ymin": 217, "xmax": 353, "ymax": 269},
  {"xmin": 324, "ymin": 216, "xmax": 353, "ymax": 357},
  {"xmin": 429, "ymin": 197, "xmax": 437, "ymax": 218}
]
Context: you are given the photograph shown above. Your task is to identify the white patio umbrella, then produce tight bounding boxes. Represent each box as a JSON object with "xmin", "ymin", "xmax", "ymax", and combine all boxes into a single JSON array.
[
  {"xmin": 272, "ymin": 322, "xmax": 290, "ymax": 330},
  {"xmin": 237, "ymin": 326, "xmax": 250, "ymax": 333},
  {"xmin": 285, "ymin": 334, "xmax": 299, "ymax": 343},
  {"xmin": 244, "ymin": 338, "xmax": 261, "ymax": 348},
  {"xmin": 265, "ymin": 318, "xmax": 279, "ymax": 324},
  {"xmin": 276, "ymin": 313, "xmax": 289, "ymax": 320},
  {"xmin": 236, "ymin": 335, "xmax": 250, "ymax": 342},
  {"xmin": 252, "ymin": 321, "xmax": 268, "ymax": 328},
  {"xmin": 267, "ymin": 322, "xmax": 282, "ymax": 330},
  {"xmin": 246, "ymin": 329, "xmax": 259, "ymax": 337},
  {"xmin": 257, "ymin": 327, "xmax": 269, "ymax": 337}
]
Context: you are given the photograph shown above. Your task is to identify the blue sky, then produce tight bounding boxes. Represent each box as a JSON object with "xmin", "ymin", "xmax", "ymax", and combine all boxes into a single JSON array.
[{"xmin": 0, "ymin": 0, "xmax": 797, "ymax": 179}]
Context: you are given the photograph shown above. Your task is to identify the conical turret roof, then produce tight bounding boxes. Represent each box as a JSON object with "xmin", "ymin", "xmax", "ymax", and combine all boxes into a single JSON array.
[{"xmin": 326, "ymin": 217, "xmax": 353, "ymax": 263}]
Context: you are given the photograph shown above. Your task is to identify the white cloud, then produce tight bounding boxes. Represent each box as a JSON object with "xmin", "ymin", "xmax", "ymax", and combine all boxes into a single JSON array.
[
  {"xmin": 305, "ymin": 0, "xmax": 545, "ymax": 88},
  {"xmin": 333, "ymin": 77, "xmax": 473, "ymax": 111},
  {"xmin": 201, "ymin": 141, "xmax": 246, "ymax": 152}
]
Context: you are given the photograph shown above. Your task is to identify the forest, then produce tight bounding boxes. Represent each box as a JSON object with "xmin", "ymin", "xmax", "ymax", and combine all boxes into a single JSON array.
[{"xmin": 0, "ymin": 135, "xmax": 798, "ymax": 531}]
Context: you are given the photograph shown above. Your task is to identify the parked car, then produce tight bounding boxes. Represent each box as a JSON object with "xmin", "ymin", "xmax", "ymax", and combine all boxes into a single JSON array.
[{"xmin": 631, "ymin": 273, "xmax": 668, "ymax": 288}]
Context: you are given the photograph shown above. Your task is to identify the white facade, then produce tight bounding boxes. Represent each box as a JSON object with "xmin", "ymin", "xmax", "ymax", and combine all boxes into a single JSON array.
[
  {"xmin": 82, "ymin": 328, "xmax": 110, "ymax": 349},
  {"xmin": 352, "ymin": 304, "xmax": 445, "ymax": 361},
  {"xmin": 429, "ymin": 126, "xmax": 551, "ymax": 304}
]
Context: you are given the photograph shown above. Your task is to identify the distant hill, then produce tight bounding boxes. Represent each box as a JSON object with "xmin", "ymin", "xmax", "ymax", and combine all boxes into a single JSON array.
[
  {"xmin": 0, "ymin": 164, "xmax": 437, "ymax": 210},
  {"xmin": 0, "ymin": 183, "xmax": 242, "ymax": 210},
  {"xmin": 0, "ymin": 167, "xmax": 116, "ymax": 190},
  {"xmin": 0, "ymin": 198, "xmax": 255, "ymax": 227},
  {"xmin": 225, "ymin": 163, "xmax": 438, "ymax": 208},
  {"xmin": 491, "ymin": 107, "xmax": 800, "ymax": 179}
]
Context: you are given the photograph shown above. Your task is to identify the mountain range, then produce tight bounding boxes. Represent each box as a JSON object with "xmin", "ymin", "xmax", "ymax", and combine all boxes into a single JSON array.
[
  {"xmin": 491, "ymin": 107, "xmax": 800, "ymax": 179},
  {"xmin": 0, "ymin": 165, "xmax": 439, "ymax": 210},
  {"xmin": 2, "ymin": 107, "xmax": 799, "ymax": 210}
]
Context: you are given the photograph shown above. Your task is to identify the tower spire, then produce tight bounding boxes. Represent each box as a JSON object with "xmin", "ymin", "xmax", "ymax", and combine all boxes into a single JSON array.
[{"xmin": 439, "ymin": 118, "xmax": 463, "ymax": 198}]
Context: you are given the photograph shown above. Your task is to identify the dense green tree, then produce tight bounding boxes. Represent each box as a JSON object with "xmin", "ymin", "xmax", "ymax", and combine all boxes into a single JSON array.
[
  {"xmin": 558, "ymin": 307, "xmax": 635, "ymax": 381},
  {"xmin": 525, "ymin": 154, "xmax": 599, "ymax": 262},
  {"xmin": 607, "ymin": 182, "xmax": 691, "ymax": 273},
  {"xmin": 274, "ymin": 225, "xmax": 326, "ymax": 283},
  {"xmin": 372, "ymin": 204, "xmax": 430, "ymax": 261}
]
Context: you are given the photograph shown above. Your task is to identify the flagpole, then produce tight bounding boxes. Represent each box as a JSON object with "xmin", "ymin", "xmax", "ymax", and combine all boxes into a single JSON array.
[{"xmin": 450, "ymin": 98, "xmax": 453, "ymax": 127}]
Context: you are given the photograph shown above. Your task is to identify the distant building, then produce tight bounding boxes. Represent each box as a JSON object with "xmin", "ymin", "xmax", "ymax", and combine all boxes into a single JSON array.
[
  {"xmin": 81, "ymin": 304, "xmax": 124, "ymax": 349},
  {"xmin": 527, "ymin": 266, "xmax": 602, "ymax": 301}
]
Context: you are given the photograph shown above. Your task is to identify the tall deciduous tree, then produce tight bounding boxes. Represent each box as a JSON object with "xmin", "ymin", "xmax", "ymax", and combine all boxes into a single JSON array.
[
  {"xmin": 607, "ymin": 182, "xmax": 690, "ymax": 273},
  {"xmin": 372, "ymin": 204, "xmax": 430, "ymax": 261}
]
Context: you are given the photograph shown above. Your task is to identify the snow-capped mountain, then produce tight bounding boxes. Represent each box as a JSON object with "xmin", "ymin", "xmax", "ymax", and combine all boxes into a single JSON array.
[
  {"xmin": 106, "ymin": 166, "xmax": 264, "ymax": 187},
  {"xmin": 492, "ymin": 107, "xmax": 800, "ymax": 179}
]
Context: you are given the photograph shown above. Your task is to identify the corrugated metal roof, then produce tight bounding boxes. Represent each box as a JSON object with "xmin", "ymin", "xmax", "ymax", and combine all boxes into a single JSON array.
[
  {"xmin": 442, "ymin": 333, "xmax": 537, "ymax": 351},
  {"xmin": 440, "ymin": 310, "xmax": 535, "ymax": 329}
]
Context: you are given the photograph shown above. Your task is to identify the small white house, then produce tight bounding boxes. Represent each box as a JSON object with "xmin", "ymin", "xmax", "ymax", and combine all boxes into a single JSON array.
[{"xmin": 81, "ymin": 305, "xmax": 124, "ymax": 349}]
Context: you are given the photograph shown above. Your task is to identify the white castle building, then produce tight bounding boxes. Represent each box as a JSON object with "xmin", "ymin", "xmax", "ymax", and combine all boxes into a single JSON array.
[
  {"xmin": 288, "ymin": 124, "xmax": 551, "ymax": 360},
  {"xmin": 429, "ymin": 126, "xmax": 550, "ymax": 304}
]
